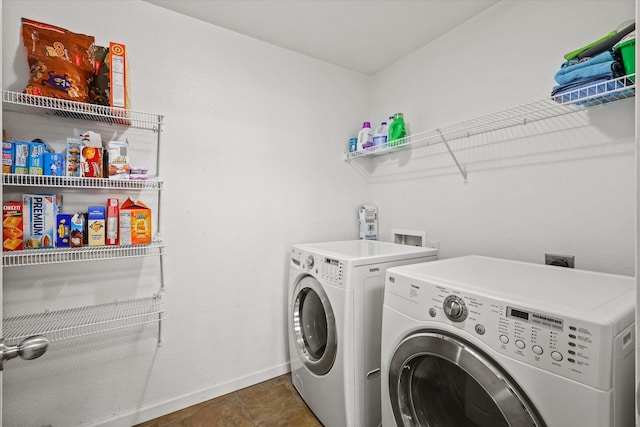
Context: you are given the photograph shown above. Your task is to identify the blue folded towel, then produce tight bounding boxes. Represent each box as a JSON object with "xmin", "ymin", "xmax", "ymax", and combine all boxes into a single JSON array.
[{"xmin": 554, "ymin": 51, "xmax": 615, "ymax": 85}]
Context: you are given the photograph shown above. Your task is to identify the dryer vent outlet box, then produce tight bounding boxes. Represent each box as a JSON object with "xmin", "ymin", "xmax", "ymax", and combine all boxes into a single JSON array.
[{"xmin": 392, "ymin": 229, "xmax": 427, "ymax": 247}]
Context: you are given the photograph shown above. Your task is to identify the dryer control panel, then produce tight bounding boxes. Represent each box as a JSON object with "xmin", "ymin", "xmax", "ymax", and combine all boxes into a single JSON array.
[{"xmin": 385, "ymin": 274, "xmax": 634, "ymax": 390}]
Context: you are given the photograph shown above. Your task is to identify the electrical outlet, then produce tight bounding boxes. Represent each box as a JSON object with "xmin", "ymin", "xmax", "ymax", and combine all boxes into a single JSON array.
[{"xmin": 545, "ymin": 253, "xmax": 574, "ymax": 268}]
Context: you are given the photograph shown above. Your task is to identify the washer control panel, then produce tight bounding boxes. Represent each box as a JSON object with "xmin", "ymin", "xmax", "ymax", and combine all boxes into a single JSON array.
[
  {"xmin": 291, "ymin": 249, "xmax": 345, "ymax": 287},
  {"xmin": 385, "ymin": 274, "xmax": 630, "ymax": 390}
]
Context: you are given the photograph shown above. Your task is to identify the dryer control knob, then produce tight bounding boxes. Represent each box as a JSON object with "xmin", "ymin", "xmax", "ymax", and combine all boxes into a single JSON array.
[
  {"xmin": 443, "ymin": 295, "xmax": 468, "ymax": 322},
  {"xmin": 306, "ymin": 256, "xmax": 314, "ymax": 270}
]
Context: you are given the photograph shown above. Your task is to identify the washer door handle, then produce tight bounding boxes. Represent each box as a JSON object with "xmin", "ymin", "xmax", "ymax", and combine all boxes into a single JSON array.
[{"xmin": 366, "ymin": 368, "xmax": 381, "ymax": 380}]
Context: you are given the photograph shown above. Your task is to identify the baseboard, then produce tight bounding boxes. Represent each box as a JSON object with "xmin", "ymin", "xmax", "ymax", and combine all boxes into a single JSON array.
[{"xmin": 87, "ymin": 362, "xmax": 291, "ymax": 427}]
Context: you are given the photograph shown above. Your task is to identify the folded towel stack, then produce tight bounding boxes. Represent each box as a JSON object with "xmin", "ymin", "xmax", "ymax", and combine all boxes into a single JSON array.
[{"xmin": 552, "ymin": 21, "xmax": 635, "ymax": 104}]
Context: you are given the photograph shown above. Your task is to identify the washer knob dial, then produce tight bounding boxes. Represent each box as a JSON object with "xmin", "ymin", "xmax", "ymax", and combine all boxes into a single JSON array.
[
  {"xmin": 306, "ymin": 255, "xmax": 314, "ymax": 270},
  {"xmin": 443, "ymin": 295, "xmax": 468, "ymax": 322}
]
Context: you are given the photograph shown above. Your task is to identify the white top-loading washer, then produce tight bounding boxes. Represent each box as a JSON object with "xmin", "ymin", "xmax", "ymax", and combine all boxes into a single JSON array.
[
  {"xmin": 381, "ymin": 255, "xmax": 635, "ymax": 427},
  {"xmin": 288, "ymin": 240, "xmax": 438, "ymax": 427}
]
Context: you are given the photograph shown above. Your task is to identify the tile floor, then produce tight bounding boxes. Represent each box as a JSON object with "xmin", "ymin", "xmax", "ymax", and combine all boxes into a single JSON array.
[{"xmin": 133, "ymin": 373, "xmax": 322, "ymax": 427}]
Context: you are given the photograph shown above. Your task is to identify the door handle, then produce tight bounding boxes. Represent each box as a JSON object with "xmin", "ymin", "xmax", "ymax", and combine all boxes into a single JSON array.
[{"xmin": 0, "ymin": 336, "xmax": 49, "ymax": 371}]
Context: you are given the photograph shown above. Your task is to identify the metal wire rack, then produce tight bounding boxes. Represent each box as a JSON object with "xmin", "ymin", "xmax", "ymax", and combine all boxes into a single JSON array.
[
  {"xmin": 2, "ymin": 173, "xmax": 164, "ymax": 190},
  {"xmin": 2, "ymin": 294, "xmax": 164, "ymax": 344},
  {"xmin": 2, "ymin": 90, "xmax": 163, "ymax": 132},
  {"xmin": 344, "ymin": 74, "xmax": 636, "ymax": 177},
  {"xmin": 2, "ymin": 241, "xmax": 166, "ymax": 267}
]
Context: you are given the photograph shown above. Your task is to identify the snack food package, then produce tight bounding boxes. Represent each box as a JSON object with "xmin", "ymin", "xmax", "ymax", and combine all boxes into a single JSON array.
[
  {"xmin": 3, "ymin": 202, "xmax": 24, "ymax": 251},
  {"xmin": 119, "ymin": 198, "xmax": 151, "ymax": 245},
  {"xmin": 57, "ymin": 214, "xmax": 72, "ymax": 247},
  {"xmin": 70, "ymin": 212, "xmax": 85, "ymax": 247},
  {"xmin": 106, "ymin": 198, "xmax": 119, "ymax": 245},
  {"xmin": 89, "ymin": 42, "xmax": 129, "ymax": 109},
  {"xmin": 108, "ymin": 140, "xmax": 130, "ymax": 179},
  {"xmin": 80, "ymin": 131, "xmax": 102, "ymax": 178},
  {"xmin": 21, "ymin": 18, "xmax": 95, "ymax": 102},
  {"xmin": 13, "ymin": 141, "xmax": 30, "ymax": 174},
  {"xmin": 2, "ymin": 142, "xmax": 14, "ymax": 174},
  {"xmin": 23, "ymin": 194, "xmax": 58, "ymax": 249},
  {"xmin": 65, "ymin": 138, "xmax": 82, "ymax": 177},
  {"xmin": 87, "ymin": 205, "xmax": 106, "ymax": 246},
  {"xmin": 44, "ymin": 152, "xmax": 64, "ymax": 176},
  {"xmin": 28, "ymin": 141, "xmax": 46, "ymax": 175}
]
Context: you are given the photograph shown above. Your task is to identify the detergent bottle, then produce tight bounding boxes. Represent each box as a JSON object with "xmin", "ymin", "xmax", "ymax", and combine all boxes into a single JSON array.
[
  {"xmin": 373, "ymin": 122, "xmax": 388, "ymax": 148},
  {"xmin": 388, "ymin": 113, "xmax": 406, "ymax": 147},
  {"xmin": 357, "ymin": 122, "xmax": 373, "ymax": 151}
]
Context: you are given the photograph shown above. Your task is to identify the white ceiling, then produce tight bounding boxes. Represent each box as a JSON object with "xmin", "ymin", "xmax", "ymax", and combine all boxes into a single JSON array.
[{"xmin": 144, "ymin": 0, "xmax": 499, "ymax": 75}]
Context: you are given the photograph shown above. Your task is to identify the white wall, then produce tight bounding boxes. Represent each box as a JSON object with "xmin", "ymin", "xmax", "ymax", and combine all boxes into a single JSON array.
[
  {"xmin": 369, "ymin": 0, "xmax": 636, "ymax": 275},
  {"xmin": 1, "ymin": 1, "xmax": 370, "ymax": 426}
]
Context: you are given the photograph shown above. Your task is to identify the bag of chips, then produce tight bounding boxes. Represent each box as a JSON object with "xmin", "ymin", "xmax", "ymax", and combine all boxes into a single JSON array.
[{"xmin": 21, "ymin": 18, "xmax": 95, "ymax": 102}]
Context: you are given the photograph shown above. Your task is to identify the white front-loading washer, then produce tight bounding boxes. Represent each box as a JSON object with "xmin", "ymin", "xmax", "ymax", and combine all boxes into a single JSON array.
[
  {"xmin": 288, "ymin": 240, "xmax": 438, "ymax": 427},
  {"xmin": 381, "ymin": 255, "xmax": 635, "ymax": 427}
]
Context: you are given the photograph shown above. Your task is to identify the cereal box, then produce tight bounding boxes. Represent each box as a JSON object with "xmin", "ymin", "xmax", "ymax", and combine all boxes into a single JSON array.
[
  {"xmin": 65, "ymin": 138, "xmax": 82, "ymax": 177},
  {"xmin": 56, "ymin": 214, "xmax": 72, "ymax": 247},
  {"xmin": 28, "ymin": 141, "xmax": 46, "ymax": 175},
  {"xmin": 44, "ymin": 152, "xmax": 64, "ymax": 176},
  {"xmin": 108, "ymin": 140, "xmax": 130, "ymax": 179},
  {"xmin": 119, "ymin": 198, "xmax": 151, "ymax": 245},
  {"xmin": 106, "ymin": 198, "xmax": 119, "ymax": 245},
  {"xmin": 23, "ymin": 194, "xmax": 57, "ymax": 249},
  {"xmin": 70, "ymin": 212, "xmax": 85, "ymax": 247},
  {"xmin": 87, "ymin": 206, "xmax": 105, "ymax": 246},
  {"xmin": 2, "ymin": 142, "xmax": 14, "ymax": 174},
  {"xmin": 3, "ymin": 202, "xmax": 23, "ymax": 251},
  {"xmin": 110, "ymin": 42, "xmax": 129, "ymax": 110},
  {"xmin": 13, "ymin": 141, "xmax": 29, "ymax": 174}
]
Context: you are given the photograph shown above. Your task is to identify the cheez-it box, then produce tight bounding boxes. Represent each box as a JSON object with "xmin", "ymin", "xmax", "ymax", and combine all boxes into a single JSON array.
[
  {"xmin": 119, "ymin": 198, "xmax": 151, "ymax": 245},
  {"xmin": 3, "ymin": 202, "xmax": 23, "ymax": 251}
]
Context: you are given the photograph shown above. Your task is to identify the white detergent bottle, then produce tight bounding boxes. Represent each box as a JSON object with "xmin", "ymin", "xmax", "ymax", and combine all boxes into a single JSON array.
[
  {"xmin": 373, "ymin": 122, "xmax": 388, "ymax": 148},
  {"xmin": 357, "ymin": 122, "xmax": 373, "ymax": 151}
]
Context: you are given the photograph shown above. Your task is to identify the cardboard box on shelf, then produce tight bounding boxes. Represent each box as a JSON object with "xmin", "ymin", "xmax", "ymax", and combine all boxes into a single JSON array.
[
  {"xmin": 28, "ymin": 141, "xmax": 46, "ymax": 175},
  {"xmin": 3, "ymin": 202, "xmax": 23, "ymax": 251},
  {"xmin": 70, "ymin": 212, "xmax": 85, "ymax": 247},
  {"xmin": 22, "ymin": 194, "xmax": 58, "ymax": 249},
  {"xmin": 65, "ymin": 138, "xmax": 82, "ymax": 177},
  {"xmin": 119, "ymin": 198, "xmax": 151, "ymax": 245},
  {"xmin": 87, "ymin": 206, "xmax": 106, "ymax": 246},
  {"xmin": 106, "ymin": 198, "xmax": 119, "ymax": 245},
  {"xmin": 108, "ymin": 140, "xmax": 130, "ymax": 179},
  {"xmin": 56, "ymin": 214, "xmax": 72, "ymax": 248},
  {"xmin": 44, "ymin": 152, "xmax": 64, "ymax": 176},
  {"xmin": 2, "ymin": 142, "xmax": 14, "ymax": 174},
  {"xmin": 13, "ymin": 141, "xmax": 29, "ymax": 174}
]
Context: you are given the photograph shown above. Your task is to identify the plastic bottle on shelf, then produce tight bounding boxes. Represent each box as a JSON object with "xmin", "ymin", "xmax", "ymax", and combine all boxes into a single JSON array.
[
  {"xmin": 373, "ymin": 122, "xmax": 388, "ymax": 148},
  {"xmin": 348, "ymin": 137, "xmax": 358, "ymax": 153},
  {"xmin": 386, "ymin": 115, "xmax": 394, "ymax": 141},
  {"xmin": 357, "ymin": 122, "xmax": 373, "ymax": 151},
  {"xmin": 388, "ymin": 113, "xmax": 406, "ymax": 147}
]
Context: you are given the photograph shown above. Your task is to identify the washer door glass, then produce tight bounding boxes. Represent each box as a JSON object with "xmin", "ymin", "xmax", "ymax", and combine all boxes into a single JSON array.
[
  {"xmin": 389, "ymin": 331, "xmax": 545, "ymax": 427},
  {"xmin": 292, "ymin": 276, "xmax": 337, "ymax": 376}
]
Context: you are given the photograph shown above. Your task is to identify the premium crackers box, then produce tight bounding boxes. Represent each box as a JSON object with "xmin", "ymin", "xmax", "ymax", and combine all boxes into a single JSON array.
[
  {"xmin": 119, "ymin": 198, "xmax": 151, "ymax": 245},
  {"xmin": 23, "ymin": 194, "xmax": 58, "ymax": 249},
  {"xmin": 3, "ymin": 202, "xmax": 23, "ymax": 251}
]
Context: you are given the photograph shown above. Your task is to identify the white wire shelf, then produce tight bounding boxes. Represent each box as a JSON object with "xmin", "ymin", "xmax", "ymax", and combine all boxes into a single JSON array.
[
  {"xmin": 2, "ymin": 173, "xmax": 164, "ymax": 190},
  {"xmin": 2, "ymin": 90, "xmax": 163, "ymax": 132},
  {"xmin": 3, "ymin": 240, "xmax": 165, "ymax": 267},
  {"xmin": 2, "ymin": 294, "xmax": 164, "ymax": 344},
  {"xmin": 344, "ymin": 74, "xmax": 636, "ymax": 163}
]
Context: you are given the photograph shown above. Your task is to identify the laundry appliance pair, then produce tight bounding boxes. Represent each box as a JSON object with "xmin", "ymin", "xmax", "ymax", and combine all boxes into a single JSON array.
[{"xmin": 287, "ymin": 240, "xmax": 438, "ymax": 427}]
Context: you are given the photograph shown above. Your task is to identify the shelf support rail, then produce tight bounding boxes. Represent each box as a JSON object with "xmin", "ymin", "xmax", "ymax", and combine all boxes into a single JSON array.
[{"xmin": 437, "ymin": 129, "xmax": 468, "ymax": 183}]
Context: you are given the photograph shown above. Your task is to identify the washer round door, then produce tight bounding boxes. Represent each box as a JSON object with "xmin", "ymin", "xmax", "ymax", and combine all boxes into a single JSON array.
[
  {"xmin": 388, "ymin": 331, "xmax": 546, "ymax": 427},
  {"xmin": 291, "ymin": 275, "xmax": 337, "ymax": 376}
]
